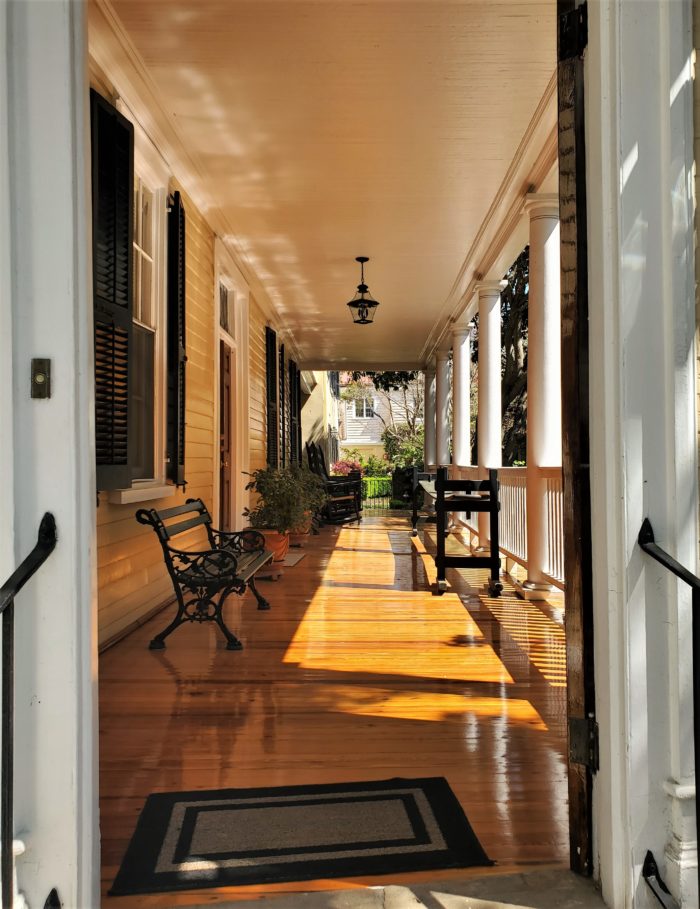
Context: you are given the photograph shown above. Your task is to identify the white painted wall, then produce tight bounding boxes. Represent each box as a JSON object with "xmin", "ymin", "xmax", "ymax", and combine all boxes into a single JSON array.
[
  {"xmin": 3, "ymin": 2, "xmax": 99, "ymax": 907},
  {"xmin": 586, "ymin": 0, "xmax": 698, "ymax": 905}
]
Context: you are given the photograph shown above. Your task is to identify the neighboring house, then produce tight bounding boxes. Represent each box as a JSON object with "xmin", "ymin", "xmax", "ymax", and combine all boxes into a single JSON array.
[
  {"xmin": 339, "ymin": 374, "xmax": 423, "ymax": 462},
  {"xmin": 301, "ymin": 370, "xmax": 341, "ymax": 468},
  {"xmin": 339, "ymin": 384, "xmax": 385, "ymax": 461}
]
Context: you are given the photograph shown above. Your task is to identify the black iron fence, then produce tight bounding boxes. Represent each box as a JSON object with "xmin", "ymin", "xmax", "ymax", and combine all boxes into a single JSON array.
[{"xmin": 362, "ymin": 476, "xmax": 391, "ymax": 509}]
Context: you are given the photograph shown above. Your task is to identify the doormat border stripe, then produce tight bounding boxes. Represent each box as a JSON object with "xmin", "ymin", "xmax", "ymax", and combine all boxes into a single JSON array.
[{"xmin": 110, "ymin": 777, "xmax": 493, "ymax": 896}]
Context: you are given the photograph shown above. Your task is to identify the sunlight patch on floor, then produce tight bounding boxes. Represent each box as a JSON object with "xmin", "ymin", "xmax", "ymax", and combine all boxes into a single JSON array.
[
  {"xmin": 283, "ymin": 587, "xmax": 514, "ymax": 684},
  {"xmin": 322, "ymin": 686, "xmax": 547, "ymax": 729},
  {"xmin": 482, "ymin": 598, "xmax": 567, "ymax": 687}
]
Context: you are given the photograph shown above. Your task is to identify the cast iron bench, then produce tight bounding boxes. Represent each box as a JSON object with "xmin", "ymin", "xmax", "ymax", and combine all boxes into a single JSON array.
[{"xmin": 136, "ymin": 498, "xmax": 273, "ymax": 651}]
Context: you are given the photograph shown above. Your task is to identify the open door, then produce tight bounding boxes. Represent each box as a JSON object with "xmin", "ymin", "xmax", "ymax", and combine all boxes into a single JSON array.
[{"xmin": 219, "ymin": 340, "xmax": 232, "ymax": 530}]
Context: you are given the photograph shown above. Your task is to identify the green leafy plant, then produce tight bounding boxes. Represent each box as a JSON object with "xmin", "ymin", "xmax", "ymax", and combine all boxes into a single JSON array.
[
  {"xmin": 363, "ymin": 455, "xmax": 391, "ymax": 477},
  {"xmin": 381, "ymin": 424, "xmax": 424, "ymax": 469},
  {"xmin": 362, "ymin": 476, "xmax": 392, "ymax": 499},
  {"xmin": 244, "ymin": 466, "xmax": 315, "ymax": 533},
  {"xmin": 290, "ymin": 464, "xmax": 327, "ymax": 515}
]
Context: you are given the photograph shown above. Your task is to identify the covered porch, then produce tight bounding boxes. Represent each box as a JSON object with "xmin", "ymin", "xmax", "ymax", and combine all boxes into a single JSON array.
[{"xmin": 100, "ymin": 512, "xmax": 571, "ymax": 906}]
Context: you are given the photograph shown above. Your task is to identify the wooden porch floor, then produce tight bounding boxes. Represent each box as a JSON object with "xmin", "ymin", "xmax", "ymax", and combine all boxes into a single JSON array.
[{"xmin": 99, "ymin": 512, "xmax": 569, "ymax": 907}]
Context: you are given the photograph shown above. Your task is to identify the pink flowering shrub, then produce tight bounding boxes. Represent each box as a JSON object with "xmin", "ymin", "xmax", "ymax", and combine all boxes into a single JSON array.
[{"xmin": 331, "ymin": 458, "xmax": 363, "ymax": 476}]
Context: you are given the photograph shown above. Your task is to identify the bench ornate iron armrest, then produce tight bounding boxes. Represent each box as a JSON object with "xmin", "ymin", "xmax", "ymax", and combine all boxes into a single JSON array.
[
  {"xmin": 209, "ymin": 527, "xmax": 266, "ymax": 553},
  {"xmin": 136, "ymin": 500, "xmax": 273, "ymax": 651}
]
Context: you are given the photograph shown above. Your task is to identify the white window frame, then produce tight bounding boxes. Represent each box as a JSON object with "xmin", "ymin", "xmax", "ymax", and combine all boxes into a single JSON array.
[
  {"xmin": 355, "ymin": 398, "xmax": 375, "ymax": 419},
  {"xmin": 108, "ymin": 108, "xmax": 172, "ymax": 504}
]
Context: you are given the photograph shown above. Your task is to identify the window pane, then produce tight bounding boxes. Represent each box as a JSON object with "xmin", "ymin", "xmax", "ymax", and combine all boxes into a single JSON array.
[
  {"xmin": 133, "ymin": 180, "xmax": 140, "ymax": 247},
  {"xmin": 131, "ymin": 324, "xmax": 155, "ymax": 480},
  {"xmin": 141, "ymin": 255, "xmax": 153, "ymax": 327},
  {"xmin": 219, "ymin": 283, "xmax": 230, "ymax": 333},
  {"xmin": 141, "ymin": 186, "xmax": 153, "ymax": 256},
  {"xmin": 133, "ymin": 255, "xmax": 142, "ymax": 323}
]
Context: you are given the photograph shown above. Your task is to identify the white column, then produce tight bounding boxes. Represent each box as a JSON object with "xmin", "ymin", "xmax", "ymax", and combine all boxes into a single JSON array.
[
  {"xmin": 452, "ymin": 324, "xmax": 472, "ymax": 467},
  {"xmin": 522, "ymin": 194, "xmax": 561, "ymax": 594},
  {"xmin": 476, "ymin": 281, "xmax": 505, "ymax": 542},
  {"xmin": 424, "ymin": 365, "xmax": 436, "ymax": 468},
  {"xmin": 435, "ymin": 350, "xmax": 451, "ymax": 467}
]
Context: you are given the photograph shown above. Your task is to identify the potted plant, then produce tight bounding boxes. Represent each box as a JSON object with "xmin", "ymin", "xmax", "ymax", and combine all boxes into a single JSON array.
[
  {"xmin": 244, "ymin": 467, "xmax": 307, "ymax": 562},
  {"xmin": 289, "ymin": 465, "xmax": 327, "ymax": 545}
]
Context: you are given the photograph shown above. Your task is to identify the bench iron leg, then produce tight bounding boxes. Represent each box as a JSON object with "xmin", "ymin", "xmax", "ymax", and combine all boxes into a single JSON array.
[
  {"xmin": 149, "ymin": 603, "xmax": 189, "ymax": 650},
  {"xmin": 213, "ymin": 589, "xmax": 243, "ymax": 650},
  {"xmin": 248, "ymin": 576, "xmax": 271, "ymax": 611}
]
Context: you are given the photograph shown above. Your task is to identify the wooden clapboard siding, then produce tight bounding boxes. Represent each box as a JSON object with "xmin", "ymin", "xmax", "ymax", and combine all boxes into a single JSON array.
[
  {"xmin": 249, "ymin": 295, "xmax": 268, "ymax": 473},
  {"xmin": 96, "ymin": 180, "xmax": 216, "ymax": 648}
]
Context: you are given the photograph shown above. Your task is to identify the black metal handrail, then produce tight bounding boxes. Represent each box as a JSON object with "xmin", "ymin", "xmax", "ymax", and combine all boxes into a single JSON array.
[
  {"xmin": 0, "ymin": 514, "xmax": 56, "ymax": 909},
  {"xmin": 638, "ymin": 518, "xmax": 698, "ymax": 907}
]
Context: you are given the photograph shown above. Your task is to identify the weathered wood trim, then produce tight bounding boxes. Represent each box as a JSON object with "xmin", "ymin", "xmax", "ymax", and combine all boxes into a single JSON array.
[{"xmin": 557, "ymin": 0, "xmax": 595, "ymax": 877}]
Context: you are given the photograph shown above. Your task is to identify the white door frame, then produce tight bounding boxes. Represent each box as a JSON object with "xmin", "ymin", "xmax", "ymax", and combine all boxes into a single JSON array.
[
  {"xmin": 213, "ymin": 239, "xmax": 251, "ymax": 527},
  {"xmin": 586, "ymin": 1, "xmax": 698, "ymax": 904},
  {"xmin": 3, "ymin": 2, "xmax": 99, "ymax": 906}
]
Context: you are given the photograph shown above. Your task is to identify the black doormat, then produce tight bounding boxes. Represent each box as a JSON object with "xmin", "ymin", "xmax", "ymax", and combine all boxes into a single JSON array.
[{"xmin": 109, "ymin": 777, "xmax": 493, "ymax": 896}]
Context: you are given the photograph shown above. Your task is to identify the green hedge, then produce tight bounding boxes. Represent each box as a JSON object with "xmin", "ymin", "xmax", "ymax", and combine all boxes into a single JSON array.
[{"xmin": 362, "ymin": 476, "xmax": 391, "ymax": 499}]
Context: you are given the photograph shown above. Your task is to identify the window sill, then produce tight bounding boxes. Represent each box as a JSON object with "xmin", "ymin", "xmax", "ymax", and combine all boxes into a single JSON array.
[{"xmin": 107, "ymin": 484, "xmax": 176, "ymax": 505}]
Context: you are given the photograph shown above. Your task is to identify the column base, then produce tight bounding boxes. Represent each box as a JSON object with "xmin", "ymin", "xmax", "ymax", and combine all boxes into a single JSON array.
[
  {"xmin": 513, "ymin": 579, "xmax": 554, "ymax": 601},
  {"xmin": 663, "ymin": 778, "xmax": 698, "ymax": 906}
]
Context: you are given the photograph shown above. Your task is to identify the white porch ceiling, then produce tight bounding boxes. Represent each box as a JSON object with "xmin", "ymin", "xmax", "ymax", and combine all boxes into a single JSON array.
[{"xmin": 104, "ymin": 0, "xmax": 556, "ymax": 369}]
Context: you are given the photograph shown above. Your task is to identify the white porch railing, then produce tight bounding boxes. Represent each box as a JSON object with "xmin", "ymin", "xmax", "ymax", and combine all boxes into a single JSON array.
[{"xmin": 451, "ymin": 465, "xmax": 565, "ymax": 590}]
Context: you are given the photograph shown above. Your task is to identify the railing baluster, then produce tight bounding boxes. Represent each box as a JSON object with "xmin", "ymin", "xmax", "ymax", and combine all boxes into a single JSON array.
[{"xmin": 0, "ymin": 514, "xmax": 57, "ymax": 909}]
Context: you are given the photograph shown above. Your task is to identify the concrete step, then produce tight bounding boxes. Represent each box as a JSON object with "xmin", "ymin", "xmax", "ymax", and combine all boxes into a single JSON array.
[{"xmin": 189, "ymin": 870, "xmax": 607, "ymax": 909}]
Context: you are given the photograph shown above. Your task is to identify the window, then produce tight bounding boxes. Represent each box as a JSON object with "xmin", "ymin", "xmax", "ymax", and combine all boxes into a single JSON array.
[
  {"xmin": 219, "ymin": 282, "xmax": 234, "ymax": 335},
  {"xmin": 132, "ymin": 176, "xmax": 156, "ymax": 480},
  {"xmin": 355, "ymin": 398, "xmax": 375, "ymax": 418},
  {"xmin": 90, "ymin": 89, "xmax": 186, "ymax": 494}
]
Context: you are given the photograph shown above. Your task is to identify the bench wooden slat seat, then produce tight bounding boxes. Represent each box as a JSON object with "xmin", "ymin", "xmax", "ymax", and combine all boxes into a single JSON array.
[{"xmin": 136, "ymin": 498, "xmax": 273, "ymax": 651}]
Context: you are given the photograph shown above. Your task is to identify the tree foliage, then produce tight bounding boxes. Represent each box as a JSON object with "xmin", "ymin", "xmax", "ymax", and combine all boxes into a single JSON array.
[
  {"xmin": 500, "ymin": 247, "xmax": 529, "ymax": 464},
  {"xmin": 470, "ymin": 246, "xmax": 529, "ymax": 465},
  {"xmin": 349, "ymin": 370, "xmax": 419, "ymax": 392},
  {"xmin": 382, "ymin": 424, "xmax": 424, "ymax": 468}
]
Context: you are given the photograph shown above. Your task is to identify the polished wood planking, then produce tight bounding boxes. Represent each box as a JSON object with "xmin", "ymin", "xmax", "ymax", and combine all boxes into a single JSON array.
[{"xmin": 99, "ymin": 513, "xmax": 569, "ymax": 906}]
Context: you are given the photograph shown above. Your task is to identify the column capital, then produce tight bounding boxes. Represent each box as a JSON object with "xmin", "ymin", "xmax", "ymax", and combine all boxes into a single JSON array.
[
  {"xmin": 524, "ymin": 192, "xmax": 559, "ymax": 221},
  {"xmin": 451, "ymin": 322, "xmax": 472, "ymax": 340},
  {"xmin": 475, "ymin": 279, "xmax": 507, "ymax": 297},
  {"xmin": 436, "ymin": 348, "xmax": 451, "ymax": 363}
]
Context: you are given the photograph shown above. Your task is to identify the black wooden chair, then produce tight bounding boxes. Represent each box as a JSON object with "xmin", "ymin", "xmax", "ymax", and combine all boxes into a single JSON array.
[
  {"xmin": 306, "ymin": 442, "xmax": 361, "ymax": 524},
  {"xmin": 136, "ymin": 499, "xmax": 273, "ymax": 650}
]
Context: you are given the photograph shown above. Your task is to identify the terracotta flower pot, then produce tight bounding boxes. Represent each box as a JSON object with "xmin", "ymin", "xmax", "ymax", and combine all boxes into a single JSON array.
[
  {"xmin": 260, "ymin": 530, "xmax": 290, "ymax": 562},
  {"xmin": 290, "ymin": 511, "xmax": 313, "ymax": 547}
]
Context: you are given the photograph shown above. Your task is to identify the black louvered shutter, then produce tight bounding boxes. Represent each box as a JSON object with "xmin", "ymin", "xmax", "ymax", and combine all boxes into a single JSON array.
[
  {"xmin": 91, "ymin": 90, "xmax": 134, "ymax": 491},
  {"xmin": 265, "ymin": 327, "xmax": 278, "ymax": 467},
  {"xmin": 278, "ymin": 344, "xmax": 287, "ymax": 467},
  {"xmin": 289, "ymin": 360, "xmax": 299, "ymax": 465},
  {"xmin": 166, "ymin": 192, "xmax": 187, "ymax": 487},
  {"xmin": 296, "ymin": 367, "xmax": 303, "ymax": 462}
]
